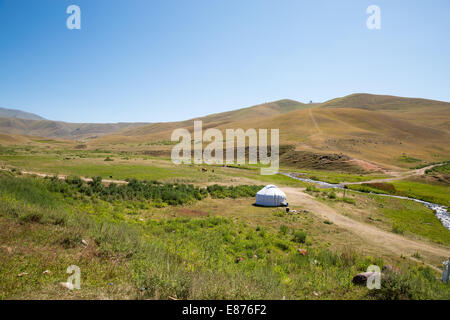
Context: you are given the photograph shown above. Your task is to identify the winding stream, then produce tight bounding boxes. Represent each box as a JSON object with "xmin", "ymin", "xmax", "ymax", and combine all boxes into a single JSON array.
[{"xmin": 280, "ymin": 172, "xmax": 450, "ymax": 231}]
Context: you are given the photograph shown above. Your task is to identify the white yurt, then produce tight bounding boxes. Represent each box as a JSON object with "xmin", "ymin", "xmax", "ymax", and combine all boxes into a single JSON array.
[{"xmin": 255, "ymin": 185, "xmax": 287, "ymax": 207}]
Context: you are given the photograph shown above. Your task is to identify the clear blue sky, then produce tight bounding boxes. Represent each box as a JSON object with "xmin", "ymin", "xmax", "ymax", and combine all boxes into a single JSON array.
[{"xmin": 0, "ymin": 0, "xmax": 449, "ymax": 123}]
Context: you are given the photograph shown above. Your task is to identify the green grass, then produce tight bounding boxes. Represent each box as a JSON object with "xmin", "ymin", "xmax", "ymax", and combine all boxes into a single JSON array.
[
  {"xmin": 314, "ymin": 188, "xmax": 449, "ymax": 246},
  {"xmin": 281, "ymin": 169, "xmax": 389, "ymax": 184},
  {"xmin": 0, "ymin": 146, "xmax": 389, "ymax": 188},
  {"xmin": 425, "ymin": 162, "xmax": 450, "ymax": 175},
  {"xmin": 1, "ymin": 172, "xmax": 447, "ymax": 299},
  {"xmin": 381, "ymin": 198, "xmax": 450, "ymax": 245},
  {"xmin": 31, "ymin": 139, "xmax": 68, "ymax": 144},
  {"xmin": 246, "ymin": 172, "xmax": 309, "ymax": 188},
  {"xmin": 390, "ymin": 180, "xmax": 450, "ymax": 206},
  {"xmin": 45, "ymin": 175, "xmax": 260, "ymax": 206},
  {"xmin": 351, "ymin": 193, "xmax": 450, "ymax": 245},
  {"xmin": 0, "ymin": 153, "xmax": 220, "ymax": 182},
  {"xmin": 398, "ymin": 154, "xmax": 422, "ymax": 163},
  {"xmin": 348, "ymin": 180, "xmax": 450, "ymax": 206}
]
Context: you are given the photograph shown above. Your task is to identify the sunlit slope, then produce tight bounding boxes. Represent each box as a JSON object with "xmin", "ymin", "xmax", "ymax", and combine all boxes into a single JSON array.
[
  {"xmin": 95, "ymin": 93, "xmax": 450, "ymax": 143},
  {"xmin": 0, "ymin": 133, "xmax": 75, "ymax": 147},
  {"xmin": 93, "ymin": 99, "xmax": 308, "ymax": 143},
  {"xmin": 0, "ymin": 133, "xmax": 35, "ymax": 145},
  {"xmin": 321, "ymin": 93, "xmax": 450, "ymax": 112},
  {"xmin": 92, "ymin": 100, "xmax": 450, "ymax": 167},
  {"xmin": 225, "ymin": 107, "xmax": 450, "ymax": 166},
  {"xmin": 5, "ymin": 93, "xmax": 446, "ymax": 168}
]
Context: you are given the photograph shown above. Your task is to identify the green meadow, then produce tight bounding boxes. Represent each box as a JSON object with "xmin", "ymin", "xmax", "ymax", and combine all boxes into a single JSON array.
[
  {"xmin": 347, "ymin": 180, "xmax": 450, "ymax": 206},
  {"xmin": 315, "ymin": 188, "xmax": 450, "ymax": 246},
  {"xmin": 0, "ymin": 145, "xmax": 449, "ymax": 300},
  {"xmin": 1, "ymin": 171, "xmax": 448, "ymax": 300}
]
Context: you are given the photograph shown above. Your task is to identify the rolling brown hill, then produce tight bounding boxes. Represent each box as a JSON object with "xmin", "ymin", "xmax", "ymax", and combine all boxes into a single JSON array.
[
  {"xmin": 117, "ymin": 99, "xmax": 307, "ymax": 136},
  {"xmin": 91, "ymin": 94, "xmax": 450, "ymax": 169},
  {"xmin": 0, "ymin": 133, "xmax": 76, "ymax": 147},
  {"xmin": 91, "ymin": 99, "xmax": 308, "ymax": 144},
  {"xmin": 2, "ymin": 94, "xmax": 449, "ymax": 169},
  {"xmin": 320, "ymin": 93, "xmax": 450, "ymax": 111},
  {"xmin": 0, "ymin": 99, "xmax": 306, "ymax": 141}
]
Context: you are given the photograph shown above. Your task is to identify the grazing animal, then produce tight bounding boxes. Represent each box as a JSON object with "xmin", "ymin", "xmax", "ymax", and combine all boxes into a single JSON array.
[{"xmin": 235, "ymin": 257, "xmax": 244, "ymax": 263}]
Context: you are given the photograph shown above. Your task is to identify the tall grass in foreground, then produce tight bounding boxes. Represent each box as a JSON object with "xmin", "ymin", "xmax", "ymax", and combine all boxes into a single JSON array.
[{"xmin": 0, "ymin": 172, "xmax": 448, "ymax": 300}]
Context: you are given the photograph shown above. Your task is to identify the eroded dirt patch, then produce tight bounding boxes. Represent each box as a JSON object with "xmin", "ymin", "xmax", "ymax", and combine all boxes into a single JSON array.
[{"xmin": 176, "ymin": 209, "xmax": 209, "ymax": 217}]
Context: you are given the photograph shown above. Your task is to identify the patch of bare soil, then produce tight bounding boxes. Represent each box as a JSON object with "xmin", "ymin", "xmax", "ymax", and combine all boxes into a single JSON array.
[
  {"xmin": 346, "ymin": 158, "xmax": 385, "ymax": 173},
  {"xmin": 280, "ymin": 150, "xmax": 362, "ymax": 172},
  {"xmin": 176, "ymin": 209, "xmax": 209, "ymax": 217},
  {"xmin": 421, "ymin": 174, "xmax": 450, "ymax": 185}
]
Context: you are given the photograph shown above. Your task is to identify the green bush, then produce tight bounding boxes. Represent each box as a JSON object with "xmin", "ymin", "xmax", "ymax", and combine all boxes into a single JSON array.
[
  {"xmin": 342, "ymin": 197, "xmax": 355, "ymax": 204},
  {"xmin": 292, "ymin": 230, "xmax": 307, "ymax": 243},
  {"xmin": 369, "ymin": 268, "xmax": 449, "ymax": 300},
  {"xmin": 207, "ymin": 184, "xmax": 263, "ymax": 199},
  {"xmin": 306, "ymin": 185, "xmax": 318, "ymax": 192}
]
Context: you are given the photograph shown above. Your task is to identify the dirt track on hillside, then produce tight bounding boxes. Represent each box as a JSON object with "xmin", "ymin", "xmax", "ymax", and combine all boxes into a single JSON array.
[
  {"xmin": 283, "ymin": 187, "xmax": 450, "ymax": 269},
  {"xmin": 308, "ymin": 108, "xmax": 322, "ymax": 134}
]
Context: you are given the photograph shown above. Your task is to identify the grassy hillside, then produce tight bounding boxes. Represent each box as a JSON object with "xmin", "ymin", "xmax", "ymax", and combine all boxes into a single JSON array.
[
  {"xmin": 91, "ymin": 100, "xmax": 308, "ymax": 143},
  {"xmin": 91, "ymin": 100, "xmax": 450, "ymax": 169}
]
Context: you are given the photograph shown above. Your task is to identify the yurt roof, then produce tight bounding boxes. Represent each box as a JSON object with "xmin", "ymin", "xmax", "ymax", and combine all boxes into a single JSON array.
[{"xmin": 256, "ymin": 185, "xmax": 286, "ymax": 197}]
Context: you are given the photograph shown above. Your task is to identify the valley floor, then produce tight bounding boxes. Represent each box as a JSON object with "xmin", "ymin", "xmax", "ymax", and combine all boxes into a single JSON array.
[{"xmin": 0, "ymin": 145, "xmax": 449, "ymax": 299}]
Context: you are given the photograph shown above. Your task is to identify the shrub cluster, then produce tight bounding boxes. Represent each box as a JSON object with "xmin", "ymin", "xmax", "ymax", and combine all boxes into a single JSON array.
[
  {"xmin": 46, "ymin": 176, "xmax": 262, "ymax": 206},
  {"xmin": 206, "ymin": 184, "xmax": 263, "ymax": 199},
  {"xmin": 47, "ymin": 176, "xmax": 208, "ymax": 205}
]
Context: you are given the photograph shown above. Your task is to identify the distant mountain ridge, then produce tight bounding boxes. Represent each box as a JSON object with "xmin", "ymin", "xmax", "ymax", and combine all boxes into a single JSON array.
[
  {"xmin": 0, "ymin": 107, "xmax": 46, "ymax": 121},
  {"xmin": 1, "ymin": 94, "xmax": 449, "ymax": 153}
]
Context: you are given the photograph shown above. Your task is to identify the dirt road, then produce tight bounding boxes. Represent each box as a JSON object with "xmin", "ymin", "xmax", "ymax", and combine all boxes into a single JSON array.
[
  {"xmin": 308, "ymin": 108, "xmax": 322, "ymax": 134},
  {"xmin": 283, "ymin": 187, "xmax": 450, "ymax": 269}
]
